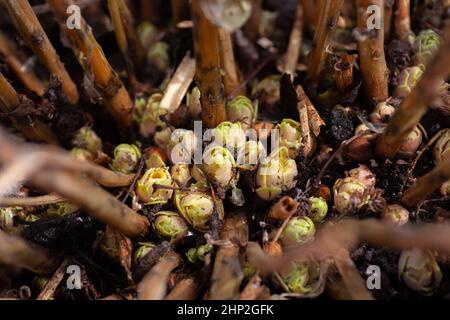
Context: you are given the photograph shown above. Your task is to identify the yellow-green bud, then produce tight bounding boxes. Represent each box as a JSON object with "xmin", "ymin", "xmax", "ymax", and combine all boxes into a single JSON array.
[
  {"xmin": 333, "ymin": 177, "xmax": 370, "ymax": 214},
  {"xmin": 136, "ymin": 167, "xmax": 174, "ymax": 204},
  {"xmin": 133, "ymin": 242, "xmax": 156, "ymax": 264},
  {"xmin": 171, "ymin": 164, "xmax": 192, "ymax": 187},
  {"xmin": 413, "ymin": 30, "xmax": 440, "ymax": 66},
  {"xmin": 394, "ymin": 66, "xmax": 424, "ymax": 98},
  {"xmin": 175, "ymin": 191, "xmax": 215, "ymax": 231},
  {"xmin": 281, "ymin": 216, "xmax": 315, "ymax": 246},
  {"xmin": 237, "ymin": 140, "xmax": 266, "ymax": 170},
  {"xmin": 256, "ymin": 147, "xmax": 298, "ymax": 201},
  {"xmin": 308, "ymin": 197, "xmax": 328, "ymax": 223},
  {"xmin": 280, "ymin": 260, "xmax": 320, "ymax": 294},
  {"xmin": 186, "ymin": 244, "xmax": 213, "ymax": 264},
  {"xmin": 202, "ymin": 145, "xmax": 237, "ymax": 188},
  {"xmin": 72, "ymin": 127, "xmax": 102, "ymax": 154},
  {"xmin": 370, "ymin": 102, "xmax": 396, "ymax": 124},
  {"xmin": 137, "ymin": 22, "xmax": 157, "ymax": 48},
  {"xmin": 70, "ymin": 148, "xmax": 94, "ymax": 162},
  {"xmin": 398, "ymin": 126, "xmax": 422, "ymax": 158},
  {"xmin": 211, "ymin": 121, "xmax": 247, "ymax": 150},
  {"xmin": 433, "ymin": 129, "xmax": 450, "ymax": 165},
  {"xmin": 399, "ymin": 249, "xmax": 442, "ymax": 296},
  {"xmin": 167, "ymin": 129, "xmax": 196, "ymax": 164},
  {"xmin": 139, "ymin": 93, "xmax": 167, "ymax": 137},
  {"xmin": 110, "ymin": 144, "xmax": 141, "ymax": 174},
  {"xmin": 154, "ymin": 127, "xmax": 173, "ymax": 150},
  {"xmin": 382, "ymin": 204, "xmax": 409, "ymax": 226},
  {"xmin": 154, "ymin": 211, "xmax": 189, "ymax": 239},
  {"xmin": 277, "ymin": 119, "xmax": 302, "ymax": 158},
  {"xmin": 227, "ymin": 96, "xmax": 255, "ymax": 128},
  {"xmin": 144, "ymin": 147, "xmax": 167, "ymax": 169},
  {"xmin": 46, "ymin": 202, "xmax": 79, "ymax": 218}
]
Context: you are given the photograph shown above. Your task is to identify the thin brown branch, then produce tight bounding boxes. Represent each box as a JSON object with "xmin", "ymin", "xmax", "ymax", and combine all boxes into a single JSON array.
[
  {"xmin": 243, "ymin": 0, "xmax": 262, "ymax": 40},
  {"xmin": 37, "ymin": 259, "xmax": 70, "ymax": 300},
  {"xmin": 376, "ymin": 24, "xmax": 450, "ymax": 158},
  {"xmin": 0, "ymin": 31, "xmax": 45, "ymax": 96},
  {"xmin": 48, "ymin": 0, "xmax": 134, "ymax": 129},
  {"xmin": 356, "ymin": 0, "xmax": 389, "ymax": 103},
  {"xmin": 0, "ymin": 230, "xmax": 56, "ymax": 275},
  {"xmin": 300, "ymin": 0, "xmax": 316, "ymax": 29},
  {"xmin": 0, "ymin": 194, "xmax": 65, "ymax": 207},
  {"xmin": 384, "ymin": 0, "xmax": 394, "ymax": 40},
  {"xmin": 283, "ymin": 1, "xmax": 303, "ymax": 78},
  {"xmin": 2, "ymin": 0, "xmax": 79, "ymax": 105},
  {"xmin": 307, "ymin": 0, "xmax": 343, "ymax": 82},
  {"xmin": 191, "ymin": 0, "xmax": 227, "ymax": 128},
  {"xmin": 395, "ymin": 0, "xmax": 411, "ymax": 41}
]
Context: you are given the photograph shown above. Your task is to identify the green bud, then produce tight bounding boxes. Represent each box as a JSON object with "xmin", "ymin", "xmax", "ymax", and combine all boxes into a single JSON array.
[
  {"xmin": 280, "ymin": 260, "xmax": 321, "ymax": 295},
  {"xmin": 154, "ymin": 211, "xmax": 189, "ymax": 239},
  {"xmin": 399, "ymin": 248, "xmax": 442, "ymax": 296},
  {"xmin": 244, "ymin": 261, "xmax": 256, "ymax": 279},
  {"xmin": 434, "ymin": 129, "xmax": 450, "ymax": 165},
  {"xmin": 227, "ymin": 96, "xmax": 255, "ymax": 128},
  {"xmin": 277, "ymin": 119, "xmax": 302, "ymax": 158},
  {"xmin": 413, "ymin": 30, "xmax": 441, "ymax": 66},
  {"xmin": 308, "ymin": 197, "xmax": 328, "ymax": 223},
  {"xmin": 110, "ymin": 144, "xmax": 141, "ymax": 174},
  {"xmin": 202, "ymin": 145, "xmax": 237, "ymax": 188},
  {"xmin": 72, "ymin": 127, "xmax": 102, "ymax": 154},
  {"xmin": 211, "ymin": 121, "xmax": 247, "ymax": 150},
  {"xmin": 186, "ymin": 244, "xmax": 213, "ymax": 263},
  {"xmin": 256, "ymin": 147, "xmax": 298, "ymax": 201},
  {"xmin": 136, "ymin": 167, "xmax": 174, "ymax": 204},
  {"xmin": 137, "ymin": 22, "xmax": 157, "ymax": 48},
  {"xmin": 46, "ymin": 202, "xmax": 79, "ymax": 218},
  {"xmin": 394, "ymin": 66, "xmax": 424, "ymax": 98},
  {"xmin": 138, "ymin": 93, "xmax": 166, "ymax": 137},
  {"xmin": 383, "ymin": 204, "xmax": 409, "ymax": 226},
  {"xmin": 281, "ymin": 216, "xmax": 315, "ymax": 246},
  {"xmin": 154, "ymin": 127, "xmax": 172, "ymax": 150},
  {"xmin": 70, "ymin": 148, "xmax": 94, "ymax": 162},
  {"xmin": 147, "ymin": 42, "xmax": 170, "ymax": 72},
  {"xmin": 133, "ymin": 242, "xmax": 156, "ymax": 264},
  {"xmin": 333, "ymin": 177, "xmax": 370, "ymax": 214},
  {"xmin": 175, "ymin": 191, "xmax": 215, "ymax": 231},
  {"xmin": 237, "ymin": 140, "xmax": 266, "ymax": 170}
]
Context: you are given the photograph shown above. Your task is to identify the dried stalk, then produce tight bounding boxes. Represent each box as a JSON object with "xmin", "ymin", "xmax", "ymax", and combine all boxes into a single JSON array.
[
  {"xmin": 0, "ymin": 31, "xmax": 45, "ymax": 96},
  {"xmin": 307, "ymin": 0, "xmax": 343, "ymax": 82},
  {"xmin": 48, "ymin": 0, "xmax": 134, "ymax": 129},
  {"xmin": 166, "ymin": 273, "xmax": 201, "ymax": 300},
  {"xmin": 300, "ymin": 0, "xmax": 316, "ymax": 29},
  {"xmin": 209, "ymin": 210, "xmax": 248, "ymax": 300},
  {"xmin": 0, "ymin": 73, "xmax": 57, "ymax": 144},
  {"xmin": 160, "ymin": 55, "xmax": 196, "ymax": 114},
  {"xmin": 401, "ymin": 157, "xmax": 450, "ymax": 208},
  {"xmin": 283, "ymin": 2, "xmax": 303, "ymax": 78},
  {"xmin": 37, "ymin": 259, "xmax": 70, "ymax": 300},
  {"xmin": 140, "ymin": 0, "xmax": 162, "ymax": 25},
  {"xmin": 138, "ymin": 253, "xmax": 182, "ymax": 300},
  {"xmin": 334, "ymin": 54, "xmax": 354, "ymax": 92},
  {"xmin": 0, "ymin": 194, "xmax": 65, "ymax": 207},
  {"xmin": 356, "ymin": 0, "xmax": 389, "ymax": 103},
  {"xmin": 218, "ymin": 28, "xmax": 242, "ymax": 96},
  {"xmin": 376, "ymin": 24, "xmax": 450, "ymax": 158},
  {"xmin": 395, "ymin": 0, "xmax": 411, "ymax": 41},
  {"xmin": 171, "ymin": 0, "xmax": 189, "ymax": 24},
  {"xmin": 244, "ymin": 0, "xmax": 262, "ymax": 40},
  {"xmin": 2, "ymin": 0, "xmax": 79, "ymax": 105},
  {"xmin": 191, "ymin": 0, "xmax": 227, "ymax": 128},
  {"xmin": 384, "ymin": 0, "xmax": 394, "ymax": 40},
  {"xmin": 0, "ymin": 230, "xmax": 56, "ymax": 275},
  {"xmin": 268, "ymin": 196, "xmax": 299, "ymax": 220}
]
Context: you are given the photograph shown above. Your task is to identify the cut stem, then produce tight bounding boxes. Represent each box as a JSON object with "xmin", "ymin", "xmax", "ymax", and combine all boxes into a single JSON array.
[
  {"xmin": 401, "ymin": 157, "xmax": 450, "ymax": 208},
  {"xmin": 307, "ymin": 0, "xmax": 343, "ymax": 82},
  {"xmin": 48, "ymin": 0, "xmax": 134, "ymax": 129},
  {"xmin": 334, "ymin": 53, "xmax": 355, "ymax": 92},
  {"xmin": 395, "ymin": 0, "xmax": 411, "ymax": 41},
  {"xmin": 2, "ymin": 0, "xmax": 79, "ymax": 105},
  {"xmin": 0, "ymin": 73, "xmax": 57, "ymax": 144},
  {"xmin": 0, "ymin": 31, "xmax": 45, "ymax": 96},
  {"xmin": 191, "ymin": 0, "xmax": 227, "ymax": 128},
  {"xmin": 356, "ymin": 0, "xmax": 389, "ymax": 103},
  {"xmin": 376, "ymin": 24, "xmax": 450, "ymax": 158},
  {"xmin": 283, "ymin": 1, "xmax": 303, "ymax": 78}
]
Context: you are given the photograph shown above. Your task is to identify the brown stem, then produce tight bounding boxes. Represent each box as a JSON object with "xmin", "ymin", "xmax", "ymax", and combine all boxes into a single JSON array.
[
  {"xmin": 401, "ymin": 157, "xmax": 450, "ymax": 208},
  {"xmin": 210, "ymin": 209, "xmax": 248, "ymax": 300},
  {"xmin": 37, "ymin": 259, "xmax": 70, "ymax": 300},
  {"xmin": 218, "ymin": 28, "xmax": 243, "ymax": 97},
  {"xmin": 2, "ymin": 0, "xmax": 79, "ymax": 105},
  {"xmin": 165, "ymin": 273, "xmax": 201, "ymax": 300},
  {"xmin": 268, "ymin": 196, "xmax": 299, "ymax": 220},
  {"xmin": 0, "ymin": 73, "xmax": 57, "ymax": 144},
  {"xmin": 244, "ymin": 0, "xmax": 262, "ymax": 40},
  {"xmin": 140, "ymin": 0, "xmax": 162, "ymax": 25},
  {"xmin": 0, "ymin": 230, "xmax": 56, "ymax": 275},
  {"xmin": 384, "ymin": 0, "xmax": 394, "ymax": 41},
  {"xmin": 395, "ymin": 0, "xmax": 411, "ymax": 41},
  {"xmin": 356, "ymin": 0, "xmax": 389, "ymax": 103},
  {"xmin": 307, "ymin": 0, "xmax": 343, "ymax": 82},
  {"xmin": 191, "ymin": 0, "xmax": 227, "ymax": 128},
  {"xmin": 334, "ymin": 53, "xmax": 355, "ymax": 92},
  {"xmin": 137, "ymin": 253, "xmax": 182, "ymax": 300},
  {"xmin": 284, "ymin": 1, "xmax": 303, "ymax": 78},
  {"xmin": 0, "ymin": 194, "xmax": 65, "ymax": 207},
  {"xmin": 48, "ymin": 0, "xmax": 134, "ymax": 129},
  {"xmin": 0, "ymin": 31, "xmax": 45, "ymax": 96},
  {"xmin": 376, "ymin": 24, "xmax": 450, "ymax": 158},
  {"xmin": 171, "ymin": 0, "xmax": 189, "ymax": 24},
  {"xmin": 300, "ymin": 0, "xmax": 316, "ymax": 29}
]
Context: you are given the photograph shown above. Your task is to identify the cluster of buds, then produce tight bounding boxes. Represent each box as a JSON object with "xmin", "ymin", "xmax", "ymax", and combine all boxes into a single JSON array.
[
  {"xmin": 333, "ymin": 165, "xmax": 375, "ymax": 215},
  {"xmin": 277, "ymin": 119, "xmax": 302, "ymax": 158},
  {"xmin": 227, "ymin": 96, "xmax": 256, "ymax": 129},
  {"xmin": 186, "ymin": 244, "xmax": 213, "ymax": 264},
  {"xmin": 398, "ymin": 249, "xmax": 442, "ymax": 295},
  {"xmin": 72, "ymin": 126, "xmax": 103, "ymax": 156},
  {"xmin": 280, "ymin": 216, "xmax": 315, "ymax": 246},
  {"xmin": 307, "ymin": 197, "xmax": 328, "ymax": 223},
  {"xmin": 398, "ymin": 126, "xmax": 423, "ymax": 158},
  {"xmin": 136, "ymin": 93, "xmax": 167, "ymax": 137},
  {"xmin": 413, "ymin": 30, "xmax": 441, "ymax": 66},
  {"xmin": 256, "ymin": 147, "xmax": 298, "ymax": 201},
  {"xmin": 202, "ymin": 145, "xmax": 238, "ymax": 189},
  {"xmin": 133, "ymin": 242, "xmax": 156, "ymax": 264},
  {"xmin": 394, "ymin": 66, "xmax": 424, "ymax": 99},
  {"xmin": 369, "ymin": 102, "xmax": 396, "ymax": 124},
  {"xmin": 136, "ymin": 167, "xmax": 174, "ymax": 204},
  {"xmin": 167, "ymin": 129, "xmax": 196, "ymax": 164},
  {"xmin": 279, "ymin": 260, "xmax": 321, "ymax": 295},
  {"xmin": 175, "ymin": 191, "xmax": 218, "ymax": 232},
  {"xmin": 110, "ymin": 144, "xmax": 141, "ymax": 174},
  {"xmin": 153, "ymin": 211, "xmax": 189, "ymax": 240},
  {"xmin": 382, "ymin": 204, "xmax": 409, "ymax": 226}
]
